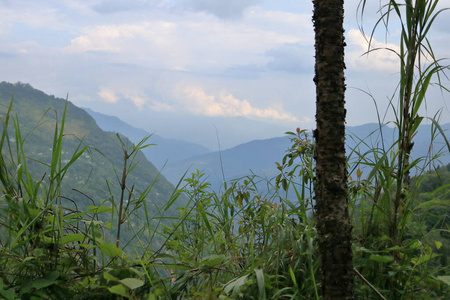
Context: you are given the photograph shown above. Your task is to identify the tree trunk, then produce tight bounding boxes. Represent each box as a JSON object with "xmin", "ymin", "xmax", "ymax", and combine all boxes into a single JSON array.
[{"xmin": 312, "ymin": 0, "xmax": 354, "ymax": 299}]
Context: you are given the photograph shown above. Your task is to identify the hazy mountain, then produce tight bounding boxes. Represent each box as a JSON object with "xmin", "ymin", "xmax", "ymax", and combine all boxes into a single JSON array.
[
  {"xmin": 81, "ymin": 92, "xmax": 449, "ymax": 189},
  {"xmin": 0, "ymin": 81, "xmax": 181, "ymax": 216},
  {"xmin": 83, "ymin": 107, "xmax": 211, "ymax": 170},
  {"xmin": 163, "ymin": 122, "xmax": 450, "ymax": 187},
  {"xmin": 162, "ymin": 136, "xmax": 292, "ymax": 185},
  {"xmin": 346, "ymin": 122, "xmax": 450, "ymax": 165}
]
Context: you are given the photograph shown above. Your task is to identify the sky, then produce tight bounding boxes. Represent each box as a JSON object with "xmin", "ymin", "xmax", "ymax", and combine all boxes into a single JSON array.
[{"xmin": 1, "ymin": 0, "xmax": 449, "ymax": 149}]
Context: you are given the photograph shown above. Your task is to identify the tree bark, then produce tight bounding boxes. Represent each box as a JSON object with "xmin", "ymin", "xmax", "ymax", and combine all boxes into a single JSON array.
[{"xmin": 312, "ymin": 0, "xmax": 354, "ymax": 299}]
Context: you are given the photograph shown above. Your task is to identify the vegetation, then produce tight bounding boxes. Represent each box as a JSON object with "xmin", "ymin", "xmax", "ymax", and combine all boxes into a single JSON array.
[
  {"xmin": 0, "ymin": 98, "xmax": 448, "ymax": 299},
  {"xmin": 0, "ymin": 0, "xmax": 449, "ymax": 299}
]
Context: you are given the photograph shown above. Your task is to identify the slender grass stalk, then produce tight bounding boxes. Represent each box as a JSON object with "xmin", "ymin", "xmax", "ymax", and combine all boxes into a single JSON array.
[
  {"xmin": 355, "ymin": 1, "xmax": 450, "ymax": 298},
  {"xmin": 114, "ymin": 134, "xmax": 154, "ymax": 248}
]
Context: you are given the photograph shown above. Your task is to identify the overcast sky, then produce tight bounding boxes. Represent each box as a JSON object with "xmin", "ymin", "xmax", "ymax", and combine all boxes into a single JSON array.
[{"xmin": 1, "ymin": 0, "xmax": 449, "ymax": 149}]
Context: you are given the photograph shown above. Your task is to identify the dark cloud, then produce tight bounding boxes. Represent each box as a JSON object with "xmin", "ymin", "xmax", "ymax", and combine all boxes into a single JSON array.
[
  {"xmin": 182, "ymin": 0, "xmax": 261, "ymax": 19},
  {"xmin": 265, "ymin": 43, "xmax": 313, "ymax": 73}
]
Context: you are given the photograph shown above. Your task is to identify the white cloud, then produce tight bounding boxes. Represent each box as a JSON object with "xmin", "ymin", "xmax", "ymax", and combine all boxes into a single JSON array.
[
  {"xmin": 66, "ymin": 22, "xmax": 174, "ymax": 53},
  {"xmin": 171, "ymin": 66, "xmax": 190, "ymax": 72},
  {"xmin": 97, "ymin": 86, "xmax": 149, "ymax": 109},
  {"xmin": 148, "ymin": 101, "xmax": 174, "ymax": 112},
  {"xmin": 98, "ymin": 87, "xmax": 119, "ymax": 103},
  {"xmin": 346, "ymin": 29, "xmax": 400, "ymax": 73},
  {"xmin": 128, "ymin": 96, "xmax": 146, "ymax": 110},
  {"xmin": 178, "ymin": 86, "xmax": 300, "ymax": 122},
  {"xmin": 65, "ymin": 16, "xmax": 301, "ymax": 72},
  {"xmin": 4, "ymin": 0, "xmax": 448, "ymax": 147}
]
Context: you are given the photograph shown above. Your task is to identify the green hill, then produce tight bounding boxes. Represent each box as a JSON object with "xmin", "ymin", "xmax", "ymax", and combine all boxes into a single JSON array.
[{"xmin": 0, "ymin": 81, "xmax": 183, "ymax": 244}]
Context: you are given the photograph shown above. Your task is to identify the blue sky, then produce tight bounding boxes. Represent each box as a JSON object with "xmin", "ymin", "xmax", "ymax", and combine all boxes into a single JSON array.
[{"xmin": 1, "ymin": 0, "xmax": 449, "ymax": 149}]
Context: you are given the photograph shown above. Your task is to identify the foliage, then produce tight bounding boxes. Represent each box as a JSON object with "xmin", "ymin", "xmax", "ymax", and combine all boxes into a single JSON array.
[
  {"xmin": 350, "ymin": 0, "xmax": 450, "ymax": 298},
  {"xmin": 0, "ymin": 87, "xmax": 448, "ymax": 299},
  {"xmin": 0, "ymin": 96, "xmax": 179, "ymax": 299},
  {"xmin": 0, "ymin": 0, "xmax": 449, "ymax": 298}
]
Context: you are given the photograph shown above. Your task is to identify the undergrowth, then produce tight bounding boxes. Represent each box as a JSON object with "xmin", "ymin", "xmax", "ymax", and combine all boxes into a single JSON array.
[
  {"xmin": 0, "ymin": 1, "xmax": 450, "ymax": 297},
  {"xmin": 0, "ymin": 99, "xmax": 448, "ymax": 299}
]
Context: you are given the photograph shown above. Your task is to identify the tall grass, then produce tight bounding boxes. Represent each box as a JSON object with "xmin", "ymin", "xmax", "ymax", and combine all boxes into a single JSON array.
[
  {"xmin": 0, "ymin": 1, "xmax": 449, "ymax": 295},
  {"xmin": 351, "ymin": 0, "xmax": 450, "ymax": 298},
  {"xmin": 0, "ymin": 98, "xmax": 170, "ymax": 299},
  {"xmin": 0, "ymin": 92, "xmax": 449, "ymax": 299},
  {"xmin": 159, "ymin": 130, "xmax": 320, "ymax": 299},
  {"xmin": 0, "ymin": 97, "xmax": 323, "ymax": 298}
]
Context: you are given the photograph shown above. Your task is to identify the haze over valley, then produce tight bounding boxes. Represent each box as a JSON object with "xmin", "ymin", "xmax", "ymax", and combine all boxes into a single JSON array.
[{"xmin": 1, "ymin": 0, "xmax": 449, "ymax": 150}]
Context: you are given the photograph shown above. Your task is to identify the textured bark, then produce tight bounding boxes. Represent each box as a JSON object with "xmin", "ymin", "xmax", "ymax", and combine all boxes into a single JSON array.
[{"xmin": 312, "ymin": 0, "xmax": 354, "ymax": 299}]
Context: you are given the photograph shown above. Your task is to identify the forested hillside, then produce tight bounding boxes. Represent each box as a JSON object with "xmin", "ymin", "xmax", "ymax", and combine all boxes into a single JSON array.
[
  {"xmin": 415, "ymin": 163, "xmax": 450, "ymax": 233},
  {"xmin": 0, "ymin": 82, "xmax": 184, "ymax": 248},
  {"xmin": 0, "ymin": 82, "xmax": 175, "ymax": 205}
]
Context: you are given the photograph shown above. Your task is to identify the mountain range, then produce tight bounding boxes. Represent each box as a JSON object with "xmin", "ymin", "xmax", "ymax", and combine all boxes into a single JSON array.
[
  {"xmin": 83, "ymin": 107, "xmax": 211, "ymax": 170},
  {"xmin": 1, "ymin": 81, "xmax": 447, "ymax": 197},
  {"xmin": 84, "ymin": 106, "xmax": 450, "ymax": 188}
]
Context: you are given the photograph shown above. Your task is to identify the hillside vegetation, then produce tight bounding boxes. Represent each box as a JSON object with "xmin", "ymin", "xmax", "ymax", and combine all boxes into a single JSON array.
[
  {"xmin": 0, "ymin": 82, "xmax": 448, "ymax": 299},
  {"xmin": 0, "ymin": 82, "xmax": 185, "ymax": 264}
]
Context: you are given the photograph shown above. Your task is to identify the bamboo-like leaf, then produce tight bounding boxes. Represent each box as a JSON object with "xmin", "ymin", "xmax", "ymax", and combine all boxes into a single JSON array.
[
  {"xmin": 255, "ymin": 269, "xmax": 266, "ymax": 299},
  {"xmin": 200, "ymin": 254, "xmax": 225, "ymax": 267},
  {"xmin": 60, "ymin": 233, "xmax": 85, "ymax": 245},
  {"xmin": 369, "ymin": 254, "xmax": 394, "ymax": 263},
  {"xmin": 99, "ymin": 242, "xmax": 123, "ymax": 258},
  {"xmin": 223, "ymin": 274, "xmax": 250, "ymax": 296},
  {"xmin": 437, "ymin": 276, "xmax": 450, "ymax": 286},
  {"xmin": 32, "ymin": 271, "xmax": 59, "ymax": 289},
  {"xmin": 119, "ymin": 278, "xmax": 144, "ymax": 290},
  {"xmin": 108, "ymin": 284, "xmax": 128, "ymax": 297}
]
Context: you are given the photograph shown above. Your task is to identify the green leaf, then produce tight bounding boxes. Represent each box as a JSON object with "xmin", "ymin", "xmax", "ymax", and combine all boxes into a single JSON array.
[
  {"xmin": 437, "ymin": 276, "xmax": 450, "ymax": 286},
  {"xmin": 434, "ymin": 241, "xmax": 442, "ymax": 250},
  {"xmin": 104, "ymin": 272, "xmax": 118, "ymax": 282},
  {"xmin": 88, "ymin": 205, "xmax": 113, "ymax": 214},
  {"xmin": 289, "ymin": 266, "xmax": 298, "ymax": 288},
  {"xmin": 119, "ymin": 278, "xmax": 144, "ymax": 290},
  {"xmin": 99, "ymin": 243, "xmax": 123, "ymax": 258},
  {"xmin": 200, "ymin": 254, "xmax": 226, "ymax": 267},
  {"xmin": 0, "ymin": 278, "xmax": 15, "ymax": 300},
  {"xmin": 60, "ymin": 233, "xmax": 85, "ymax": 244},
  {"xmin": 32, "ymin": 271, "xmax": 59, "ymax": 289},
  {"xmin": 108, "ymin": 284, "xmax": 128, "ymax": 297},
  {"xmin": 369, "ymin": 255, "xmax": 394, "ymax": 263},
  {"xmin": 411, "ymin": 254, "xmax": 437, "ymax": 265},
  {"xmin": 415, "ymin": 195, "xmax": 450, "ymax": 210},
  {"xmin": 254, "ymin": 269, "xmax": 266, "ymax": 299},
  {"xmin": 223, "ymin": 274, "xmax": 250, "ymax": 296}
]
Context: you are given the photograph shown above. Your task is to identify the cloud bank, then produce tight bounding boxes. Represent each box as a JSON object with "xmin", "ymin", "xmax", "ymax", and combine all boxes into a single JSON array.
[
  {"xmin": 346, "ymin": 29, "xmax": 400, "ymax": 73},
  {"xmin": 177, "ymin": 86, "xmax": 300, "ymax": 122}
]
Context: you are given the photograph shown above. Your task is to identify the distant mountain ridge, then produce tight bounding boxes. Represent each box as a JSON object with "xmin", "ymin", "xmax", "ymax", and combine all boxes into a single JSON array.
[
  {"xmin": 162, "ymin": 122, "xmax": 450, "ymax": 185},
  {"xmin": 83, "ymin": 95, "xmax": 449, "ymax": 187},
  {"xmin": 84, "ymin": 107, "xmax": 211, "ymax": 170}
]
